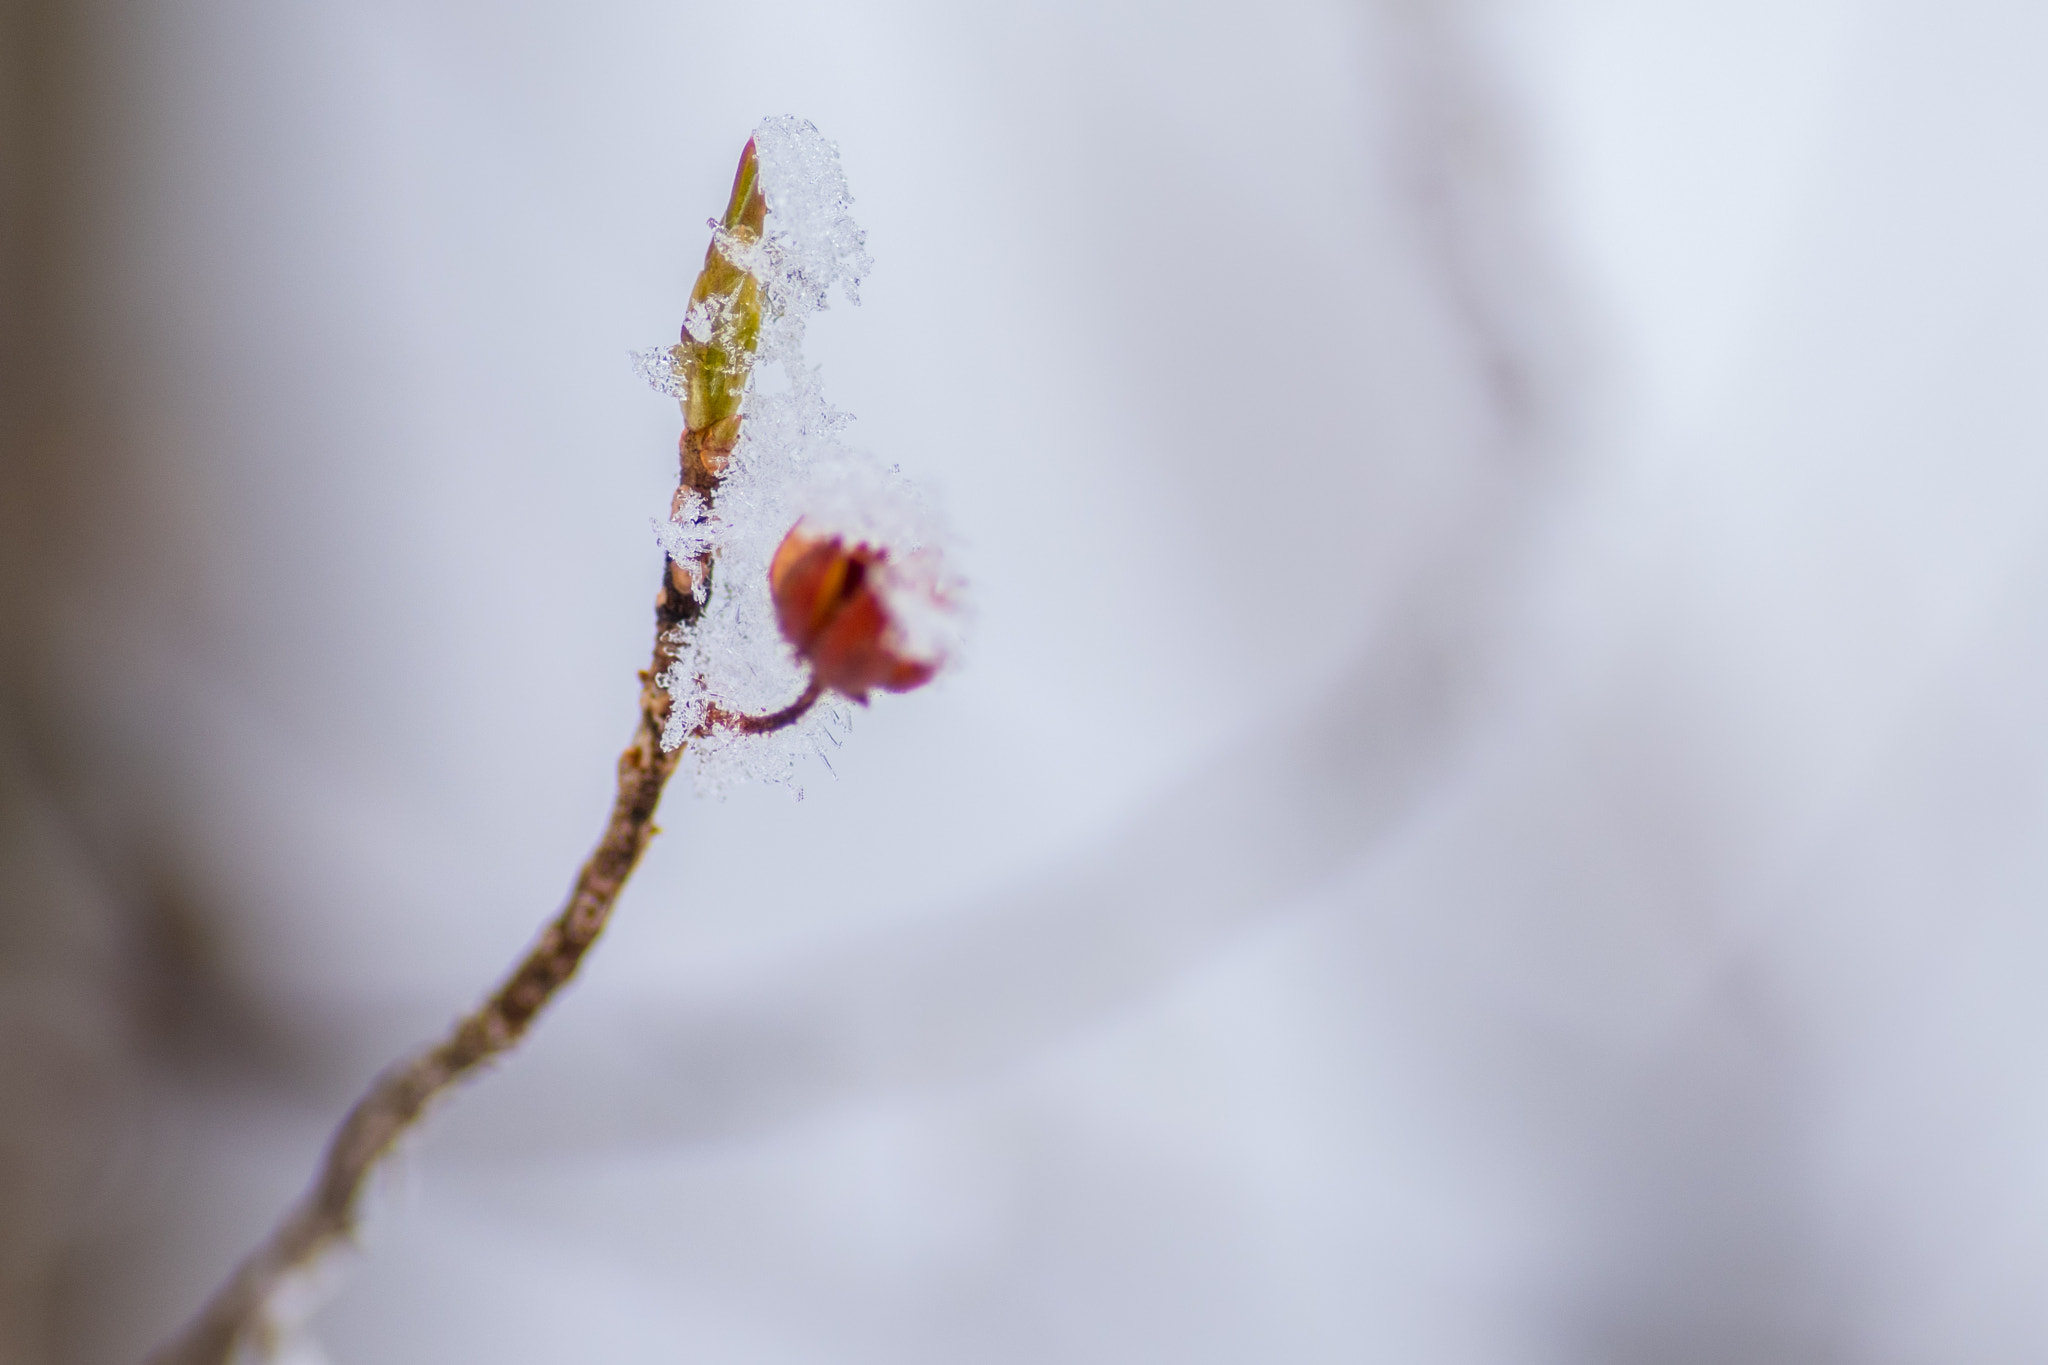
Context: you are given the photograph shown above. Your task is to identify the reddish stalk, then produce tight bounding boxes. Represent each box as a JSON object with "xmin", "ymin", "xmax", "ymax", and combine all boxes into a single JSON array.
[{"xmin": 698, "ymin": 674, "xmax": 826, "ymax": 737}]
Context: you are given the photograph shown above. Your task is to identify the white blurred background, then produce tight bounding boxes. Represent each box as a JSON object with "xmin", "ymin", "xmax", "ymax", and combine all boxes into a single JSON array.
[{"xmin": 7, "ymin": 0, "xmax": 2048, "ymax": 1361}]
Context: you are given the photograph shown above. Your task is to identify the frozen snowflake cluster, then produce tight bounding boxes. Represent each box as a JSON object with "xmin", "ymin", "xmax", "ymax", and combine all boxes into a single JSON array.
[
  {"xmin": 746, "ymin": 115, "xmax": 875, "ymax": 360},
  {"xmin": 637, "ymin": 117, "xmax": 960, "ymax": 794}
]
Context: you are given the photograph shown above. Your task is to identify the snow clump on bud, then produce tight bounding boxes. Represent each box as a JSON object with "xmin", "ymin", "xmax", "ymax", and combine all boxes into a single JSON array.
[{"xmin": 647, "ymin": 118, "xmax": 958, "ymax": 794}]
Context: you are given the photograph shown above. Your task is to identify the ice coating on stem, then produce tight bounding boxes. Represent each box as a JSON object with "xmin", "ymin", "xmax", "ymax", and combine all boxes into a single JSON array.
[{"xmin": 642, "ymin": 118, "xmax": 950, "ymax": 794}]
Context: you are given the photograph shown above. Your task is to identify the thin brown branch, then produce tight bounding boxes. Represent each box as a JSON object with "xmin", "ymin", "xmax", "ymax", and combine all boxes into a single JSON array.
[
  {"xmin": 143, "ymin": 134, "xmax": 796, "ymax": 1365},
  {"xmin": 142, "ymin": 572, "xmax": 697, "ymax": 1365}
]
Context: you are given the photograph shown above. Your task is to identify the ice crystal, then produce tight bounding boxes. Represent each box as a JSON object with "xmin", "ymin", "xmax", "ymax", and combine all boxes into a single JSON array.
[
  {"xmin": 681, "ymin": 298, "xmax": 718, "ymax": 343},
  {"xmin": 650, "ymin": 489, "xmax": 718, "ymax": 585},
  {"xmin": 631, "ymin": 343, "xmax": 688, "ymax": 398},
  {"xmin": 749, "ymin": 114, "xmax": 874, "ymax": 361},
  {"xmin": 640, "ymin": 118, "xmax": 949, "ymax": 795}
]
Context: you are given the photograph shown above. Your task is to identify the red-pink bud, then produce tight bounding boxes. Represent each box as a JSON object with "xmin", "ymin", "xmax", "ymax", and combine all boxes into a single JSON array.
[{"xmin": 768, "ymin": 522, "xmax": 943, "ymax": 702}]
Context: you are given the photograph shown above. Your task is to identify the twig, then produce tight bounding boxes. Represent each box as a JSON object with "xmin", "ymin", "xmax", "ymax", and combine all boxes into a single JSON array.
[
  {"xmin": 144, "ymin": 574, "xmax": 696, "ymax": 1365},
  {"xmin": 139, "ymin": 126, "xmax": 945, "ymax": 1364},
  {"xmin": 143, "ymin": 134, "xmax": 774, "ymax": 1365}
]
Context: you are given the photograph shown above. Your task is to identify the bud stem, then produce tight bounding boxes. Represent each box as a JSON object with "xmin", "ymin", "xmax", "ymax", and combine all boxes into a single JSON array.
[{"xmin": 700, "ymin": 673, "xmax": 826, "ymax": 737}]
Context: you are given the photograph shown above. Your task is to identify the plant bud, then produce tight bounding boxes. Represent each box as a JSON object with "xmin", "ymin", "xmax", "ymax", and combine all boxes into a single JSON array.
[{"xmin": 768, "ymin": 522, "xmax": 944, "ymax": 702}]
